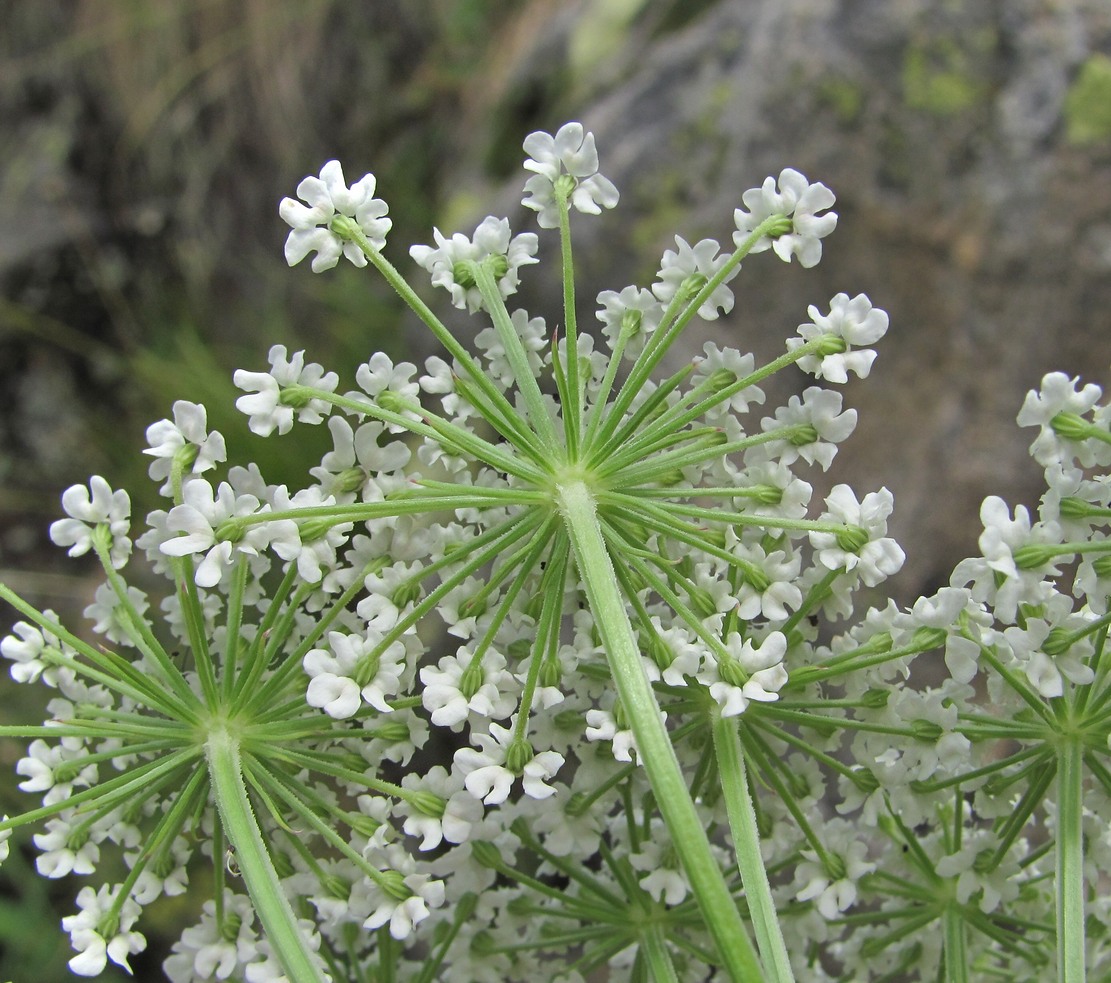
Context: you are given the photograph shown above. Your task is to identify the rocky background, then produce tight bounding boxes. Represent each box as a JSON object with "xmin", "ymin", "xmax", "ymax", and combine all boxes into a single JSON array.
[{"xmin": 1, "ymin": 0, "xmax": 1110, "ymax": 977}]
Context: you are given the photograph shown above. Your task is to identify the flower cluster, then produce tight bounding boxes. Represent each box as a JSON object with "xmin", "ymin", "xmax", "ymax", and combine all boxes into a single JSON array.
[{"xmin": 1, "ymin": 120, "xmax": 1107, "ymax": 983}]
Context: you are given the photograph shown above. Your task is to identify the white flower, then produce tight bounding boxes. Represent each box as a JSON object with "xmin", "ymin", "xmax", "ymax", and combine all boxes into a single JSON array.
[
  {"xmin": 409, "ymin": 216, "xmax": 538, "ymax": 312},
  {"xmin": 304, "ymin": 628, "xmax": 404, "ymax": 719},
  {"xmin": 474, "ymin": 310, "xmax": 548, "ymax": 388},
  {"xmin": 701, "ymin": 632, "xmax": 789, "ymax": 718},
  {"xmin": 584, "ymin": 708, "xmax": 638, "ymax": 762},
  {"xmin": 363, "ymin": 873, "xmax": 445, "ymax": 940},
  {"xmin": 268, "ymin": 485, "xmax": 350, "ymax": 584},
  {"xmin": 160, "ymin": 479, "xmax": 300, "ymax": 588},
  {"xmin": 163, "ymin": 894, "xmax": 261, "ymax": 982},
  {"xmin": 83, "ymin": 581, "xmax": 149, "ymax": 644},
  {"xmin": 729, "ymin": 538, "xmax": 803, "ymax": 622},
  {"xmin": 350, "ymin": 352, "xmax": 422, "ymax": 432},
  {"xmin": 733, "ymin": 168, "xmax": 837, "ymax": 268},
  {"xmin": 788, "ymin": 293, "xmax": 889, "ymax": 384},
  {"xmin": 34, "ymin": 817, "xmax": 101, "ymax": 878},
  {"xmin": 794, "ymin": 835, "xmax": 874, "ymax": 919},
  {"xmin": 143, "ymin": 400, "xmax": 226, "ymax": 494},
  {"xmin": 234, "ymin": 345, "xmax": 339, "ymax": 436},
  {"xmin": 522, "ymin": 121, "xmax": 619, "ymax": 228},
  {"xmin": 630, "ymin": 838, "xmax": 688, "ymax": 905},
  {"xmin": 398, "ymin": 766, "xmax": 484, "ymax": 850},
  {"xmin": 420, "ymin": 648, "xmax": 516, "ymax": 728},
  {"xmin": 1016, "ymin": 371, "xmax": 1107, "ymax": 467},
  {"xmin": 934, "ymin": 831, "xmax": 1021, "ymax": 913},
  {"xmin": 2, "ymin": 618, "xmax": 62, "ymax": 684},
  {"xmin": 454, "ymin": 723, "xmax": 564, "ymax": 805},
  {"xmin": 595, "ymin": 286, "xmax": 663, "ymax": 359},
  {"xmin": 63, "ymin": 884, "xmax": 146, "ymax": 977},
  {"xmin": 693, "ymin": 344, "xmax": 766, "ymax": 416},
  {"xmin": 17, "ymin": 738, "xmax": 97, "ymax": 805},
  {"xmin": 752, "ymin": 387, "xmax": 857, "ymax": 471},
  {"xmin": 810, "ymin": 485, "xmax": 905, "ymax": 586},
  {"xmin": 49, "ymin": 476, "xmax": 132, "ymax": 569},
  {"xmin": 652, "ymin": 236, "xmax": 738, "ymax": 320},
  {"xmin": 279, "ymin": 160, "xmax": 391, "ymax": 272}
]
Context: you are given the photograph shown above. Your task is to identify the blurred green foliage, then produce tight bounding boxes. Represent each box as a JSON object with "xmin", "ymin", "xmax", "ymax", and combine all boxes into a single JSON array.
[{"xmin": 1064, "ymin": 53, "xmax": 1111, "ymax": 146}]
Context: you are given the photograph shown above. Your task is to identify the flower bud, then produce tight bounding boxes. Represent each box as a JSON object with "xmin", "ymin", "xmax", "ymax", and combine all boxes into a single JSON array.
[
  {"xmin": 378, "ymin": 868, "xmax": 413, "ymax": 902},
  {"xmin": 278, "ymin": 384, "xmax": 316, "ymax": 410},
  {"xmin": 910, "ymin": 719, "xmax": 943, "ymax": 743},
  {"xmin": 750, "ymin": 485, "xmax": 783, "ymax": 506},
  {"xmin": 824, "ymin": 852, "xmax": 847, "ymax": 881},
  {"xmin": 910, "ymin": 626, "xmax": 948, "ymax": 651},
  {"xmin": 1042, "ymin": 627, "xmax": 1074, "ymax": 657},
  {"xmin": 676, "ymin": 273, "xmax": 709, "ymax": 306},
  {"xmin": 335, "ymin": 467, "xmax": 367, "ymax": 495},
  {"xmin": 645, "ymin": 634, "xmax": 673, "ymax": 671},
  {"xmin": 213, "ymin": 518, "xmax": 246, "ymax": 545},
  {"xmin": 458, "ymin": 595, "xmax": 488, "ymax": 621},
  {"xmin": 1049, "ymin": 411, "xmax": 1094, "ymax": 441},
  {"xmin": 377, "ymin": 390, "xmax": 410, "ymax": 415},
  {"xmin": 459, "ymin": 660, "xmax": 485, "ymax": 700},
  {"xmin": 553, "ymin": 173, "xmax": 578, "ymax": 199},
  {"xmin": 539, "ymin": 657, "xmax": 561, "ymax": 688},
  {"xmin": 835, "ymin": 525, "xmax": 869, "ymax": 555},
  {"xmin": 368, "ymin": 720, "xmax": 411, "ymax": 744},
  {"xmin": 408, "ymin": 791, "xmax": 447, "ymax": 819},
  {"xmin": 565, "ymin": 792, "xmax": 591, "ymax": 818},
  {"xmin": 1013, "ymin": 544, "xmax": 1059, "ymax": 570},
  {"xmin": 505, "ymin": 738, "xmax": 534, "ymax": 775},
  {"xmin": 743, "ymin": 565, "xmax": 771, "ymax": 594},
  {"xmin": 848, "ymin": 767, "xmax": 880, "ymax": 793},
  {"xmin": 469, "ymin": 841, "xmax": 504, "ymax": 870},
  {"xmin": 717, "ymin": 656, "xmax": 748, "ymax": 688},
  {"xmin": 788, "ymin": 423, "xmax": 819, "ymax": 446},
  {"xmin": 861, "ymin": 688, "xmax": 890, "ymax": 709},
  {"xmin": 392, "ymin": 580, "xmax": 423, "ymax": 608},
  {"xmin": 328, "ymin": 213, "xmax": 362, "ymax": 242}
]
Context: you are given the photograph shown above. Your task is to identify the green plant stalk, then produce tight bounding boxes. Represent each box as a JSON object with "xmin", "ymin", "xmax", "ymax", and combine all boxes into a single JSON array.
[
  {"xmin": 472, "ymin": 261, "xmax": 559, "ymax": 451},
  {"xmin": 206, "ymin": 728, "xmax": 327, "ymax": 983},
  {"xmin": 1056, "ymin": 736, "xmax": 1085, "ymax": 983},
  {"xmin": 641, "ymin": 923, "xmax": 680, "ymax": 983},
  {"xmin": 556, "ymin": 191, "xmax": 582, "ymax": 456},
  {"xmin": 942, "ymin": 905, "xmax": 969, "ymax": 983},
  {"xmin": 711, "ymin": 712, "xmax": 794, "ymax": 982},
  {"xmin": 557, "ymin": 479, "xmax": 764, "ymax": 981}
]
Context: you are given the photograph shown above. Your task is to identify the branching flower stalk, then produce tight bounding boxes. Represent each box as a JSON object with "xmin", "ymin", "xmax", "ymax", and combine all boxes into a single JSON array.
[{"xmin": 1, "ymin": 121, "xmax": 1109, "ymax": 982}]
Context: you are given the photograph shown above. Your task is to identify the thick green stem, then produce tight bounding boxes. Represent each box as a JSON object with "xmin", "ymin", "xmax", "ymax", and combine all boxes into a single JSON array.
[
  {"xmin": 1056, "ymin": 737, "xmax": 1085, "ymax": 983},
  {"xmin": 711, "ymin": 713, "xmax": 794, "ymax": 982},
  {"xmin": 206, "ymin": 728, "xmax": 327, "ymax": 983},
  {"xmin": 557, "ymin": 479, "xmax": 764, "ymax": 981},
  {"xmin": 641, "ymin": 924, "xmax": 680, "ymax": 983},
  {"xmin": 942, "ymin": 905, "xmax": 970, "ymax": 983}
]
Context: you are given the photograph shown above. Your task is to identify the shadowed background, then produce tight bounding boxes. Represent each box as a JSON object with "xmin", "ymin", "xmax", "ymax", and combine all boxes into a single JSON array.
[{"xmin": 1, "ymin": 0, "xmax": 1110, "ymax": 978}]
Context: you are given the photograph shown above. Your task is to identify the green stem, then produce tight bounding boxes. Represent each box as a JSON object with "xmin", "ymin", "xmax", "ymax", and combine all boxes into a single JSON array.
[
  {"xmin": 473, "ymin": 261, "xmax": 560, "ymax": 451},
  {"xmin": 556, "ymin": 191, "xmax": 581, "ymax": 456},
  {"xmin": 206, "ymin": 728, "xmax": 327, "ymax": 983},
  {"xmin": 1056, "ymin": 736, "xmax": 1085, "ymax": 983},
  {"xmin": 557, "ymin": 479, "xmax": 763, "ymax": 981},
  {"xmin": 943, "ymin": 905, "xmax": 970, "ymax": 983},
  {"xmin": 347, "ymin": 225, "xmax": 539, "ymax": 457},
  {"xmin": 711, "ymin": 713, "xmax": 794, "ymax": 982},
  {"xmin": 641, "ymin": 924, "xmax": 680, "ymax": 983}
]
